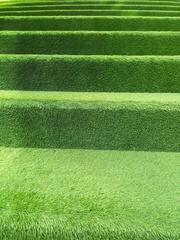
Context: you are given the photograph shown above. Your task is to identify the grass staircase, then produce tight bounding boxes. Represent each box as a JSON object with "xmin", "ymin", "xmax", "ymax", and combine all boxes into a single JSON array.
[{"xmin": 0, "ymin": 0, "xmax": 180, "ymax": 239}]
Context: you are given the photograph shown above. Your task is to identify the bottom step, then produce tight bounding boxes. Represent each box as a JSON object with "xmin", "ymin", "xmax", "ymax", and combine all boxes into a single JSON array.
[
  {"xmin": 0, "ymin": 91, "xmax": 179, "ymax": 152},
  {"xmin": 0, "ymin": 147, "xmax": 179, "ymax": 239}
]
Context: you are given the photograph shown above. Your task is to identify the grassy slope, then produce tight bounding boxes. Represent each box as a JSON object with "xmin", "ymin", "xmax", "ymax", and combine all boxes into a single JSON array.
[
  {"xmin": 0, "ymin": 91, "xmax": 179, "ymax": 151},
  {"xmin": 2, "ymin": 31, "xmax": 180, "ymax": 55},
  {"xmin": 0, "ymin": 147, "xmax": 179, "ymax": 239},
  {"xmin": 2, "ymin": 16, "xmax": 180, "ymax": 31},
  {"xmin": 0, "ymin": 55, "xmax": 180, "ymax": 93}
]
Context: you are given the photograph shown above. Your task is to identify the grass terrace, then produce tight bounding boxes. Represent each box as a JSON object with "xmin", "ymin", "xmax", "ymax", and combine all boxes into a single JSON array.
[{"xmin": 0, "ymin": 0, "xmax": 179, "ymax": 239}]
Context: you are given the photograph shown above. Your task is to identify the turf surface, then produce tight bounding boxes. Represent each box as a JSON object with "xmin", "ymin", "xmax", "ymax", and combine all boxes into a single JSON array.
[
  {"xmin": 0, "ymin": 91, "xmax": 179, "ymax": 151},
  {"xmin": 0, "ymin": 147, "xmax": 179, "ymax": 239},
  {"xmin": 0, "ymin": 0, "xmax": 180, "ymax": 238},
  {"xmin": 3, "ymin": 9, "xmax": 180, "ymax": 17},
  {"xmin": 1, "ymin": 55, "xmax": 180, "ymax": 92},
  {"xmin": 2, "ymin": 16, "xmax": 180, "ymax": 31},
  {"xmin": 3, "ymin": 4, "xmax": 180, "ymax": 11},
  {"xmin": 2, "ymin": 31, "xmax": 180, "ymax": 55},
  {"xmin": 3, "ymin": 1, "xmax": 180, "ymax": 5}
]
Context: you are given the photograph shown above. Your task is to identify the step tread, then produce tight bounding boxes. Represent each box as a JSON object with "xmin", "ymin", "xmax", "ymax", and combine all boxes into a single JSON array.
[
  {"xmin": 0, "ymin": 90, "xmax": 180, "ymax": 106},
  {"xmin": 0, "ymin": 147, "xmax": 179, "ymax": 238}
]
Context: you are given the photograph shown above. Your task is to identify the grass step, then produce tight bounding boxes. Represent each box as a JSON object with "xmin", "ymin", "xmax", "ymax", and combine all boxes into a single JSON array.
[
  {"xmin": 1, "ymin": 31, "xmax": 180, "ymax": 55},
  {"xmin": 1, "ymin": 16, "xmax": 180, "ymax": 31},
  {"xmin": 0, "ymin": 0, "xmax": 179, "ymax": 239},
  {"xmin": 0, "ymin": 147, "xmax": 179, "ymax": 239},
  {"xmin": 3, "ymin": 1, "xmax": 180, "ymax": 7},
  {"xmin": 2, "ymin": 9, "xmax": 180, "ymax": 17},
  {"xmin": 1, "ymin": 55, "xmax": 180, "ymax": 93},
  {"xmin": 0, "ymin": 90, "xmax": 179, "ymax": 151},
  {"xmin": 3, "ymin": 4, "xmax": 180, "ymax": 11}
]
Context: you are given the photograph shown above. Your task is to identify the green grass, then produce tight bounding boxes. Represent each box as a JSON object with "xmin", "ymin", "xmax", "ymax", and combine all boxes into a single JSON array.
[
  {"xmin": 3, "ymin": 1, "xmax": 180, "ymax": 7},
  {"xmin": 0, "ymin": 55, "xmax": 180, "ymax": 92},
  {"xmin": 3, "ymin": 4, "xmax": 180, "ymax": 11},
  {"xmin": 2, "ymin": 9, "xmax": 180, "ymax": 17},
  {"xmin": 0, "ymin": 147, "xmax": 179, "ymax": 239},
  {"xmin": 2, "ymin": 31, "xmax": 180, "ymax": 55},
  {"xmin": 1, "ymin": 90, "xmax": 180, "ymax": 103},
  {"xmin": 0, "ymin": 10, "xmax": 180, "ymax": 17},
  {"xmin": 2, "ymin": 0, "xmax": 180, "ymax": 5},
  {"xmin": 0, "ymin": 90, "xmax": 179, "ymax": 151},
  {"xmin": 2, "ymin": 16, "xmax": 180, "ymax": 31},
  {"xmin": 0, "ymin": 0, "xmax": 180, "ymax": 238}
]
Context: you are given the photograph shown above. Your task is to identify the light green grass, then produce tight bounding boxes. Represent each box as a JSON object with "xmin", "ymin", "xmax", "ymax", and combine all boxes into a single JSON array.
[
  {"xmin": 0, "ymin": 90, "xmax": 179, "ymax": 151},
  {"xmin": 2, "ymin": 31, "xmax": 180, "ymax": 55},
  {"xmin": 0, "ymin": 147, "xmax": 179, "ymax": 239},
  {"xmin": 0, "ymin": 55, "xmax": 180, "ymax": 93},
  {"xmin": 2, "ymin": 16, "xmax": 180, "ymax": 31},
  {"xmin": 0, "ymin": 90, "xmax": 180, "ymax": 104},
  {"xmin": 3, "ymin": 0, "xmax": 180, "ymax": 7},
  {"xmin": 2, "ymin": 0, "xmax": 180, "ymax": 5}
]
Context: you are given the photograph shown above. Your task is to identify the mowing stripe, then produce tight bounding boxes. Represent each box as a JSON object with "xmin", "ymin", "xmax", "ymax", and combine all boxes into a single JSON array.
[
  {"xmin": 1, "ymin": 16, "xmax": 180, "ymax": 31},
  {"xmin": 0, "ymin": 55, "xmax": 180, "ymax": 93},
  {"xmin": 2, "ymin": 4, "xmax": 180, "ymax": 11},
  {"xmin": 0, "ymin": 90, "xmax": 179, "ymax": 151},
  {"xmin": 1, "ymin": 31, "xmax": 180, "ymax": 55},
  {"xmin": 2, "ymin": 9, "xmax": 180, "ymax": 17}
]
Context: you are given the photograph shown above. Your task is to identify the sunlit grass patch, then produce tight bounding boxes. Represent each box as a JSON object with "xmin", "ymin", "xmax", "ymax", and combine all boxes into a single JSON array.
[{"xmin": 0, "ymin": 147, "xmax": 179, "ymax": 239}]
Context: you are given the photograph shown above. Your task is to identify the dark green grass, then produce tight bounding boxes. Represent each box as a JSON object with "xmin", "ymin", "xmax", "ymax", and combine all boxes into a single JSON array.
[
  {"xmin": 0, "ymin": 90, "xmax": 179, "ymax": 151},
  {"xmin": 1, "ymin": 31, "xmax": 180, "ymax": 55},
  {"xmin": 0, "ymin": 55, "xmax": 180, "ymax": 93},
  {"xmin": 3, "ymin": 9, "xmax": 180, "ymax": 16},
  {"xmin": 0, "ymin": 147, "xmax": 179, "ymax": 239},
  {"xmin": 2, "ymin": 16, "xmax": 180, "ymax": 31},
  {"xmin": 3, "ymin": 4, "xmax": 180, "ymax": 11}
]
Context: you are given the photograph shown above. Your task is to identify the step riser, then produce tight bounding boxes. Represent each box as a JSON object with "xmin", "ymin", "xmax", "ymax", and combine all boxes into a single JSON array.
[
  {"xmin": 1, "ymin": 17, "xmax": 180, "ymax": 31},
  {"xmin": 2, "ymin": 10, "xmax": 180, "ymax": 17},
  {"xmin": 1, "ymin": 32, "xmax": 180, "ymax": 55},
  {"xmin": 0, "ymin": 100, "xmax": 179, "ymax": 151},
  {"xmin": 4, "ymin": 1, "xmax": 180, "ymax": 7},
  {"xmin": 1, "ymin": 56, "xmax": 179, "ymax": 93},
  {"xmin": 3, "ymin": 5, "xmax": 180, "ymax": 11}
]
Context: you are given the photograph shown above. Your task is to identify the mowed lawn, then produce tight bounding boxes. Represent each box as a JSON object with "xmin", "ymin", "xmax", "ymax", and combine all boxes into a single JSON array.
[{"xmin": 0, "ymin": 147, "xmax": 179, "ymax": 239}]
